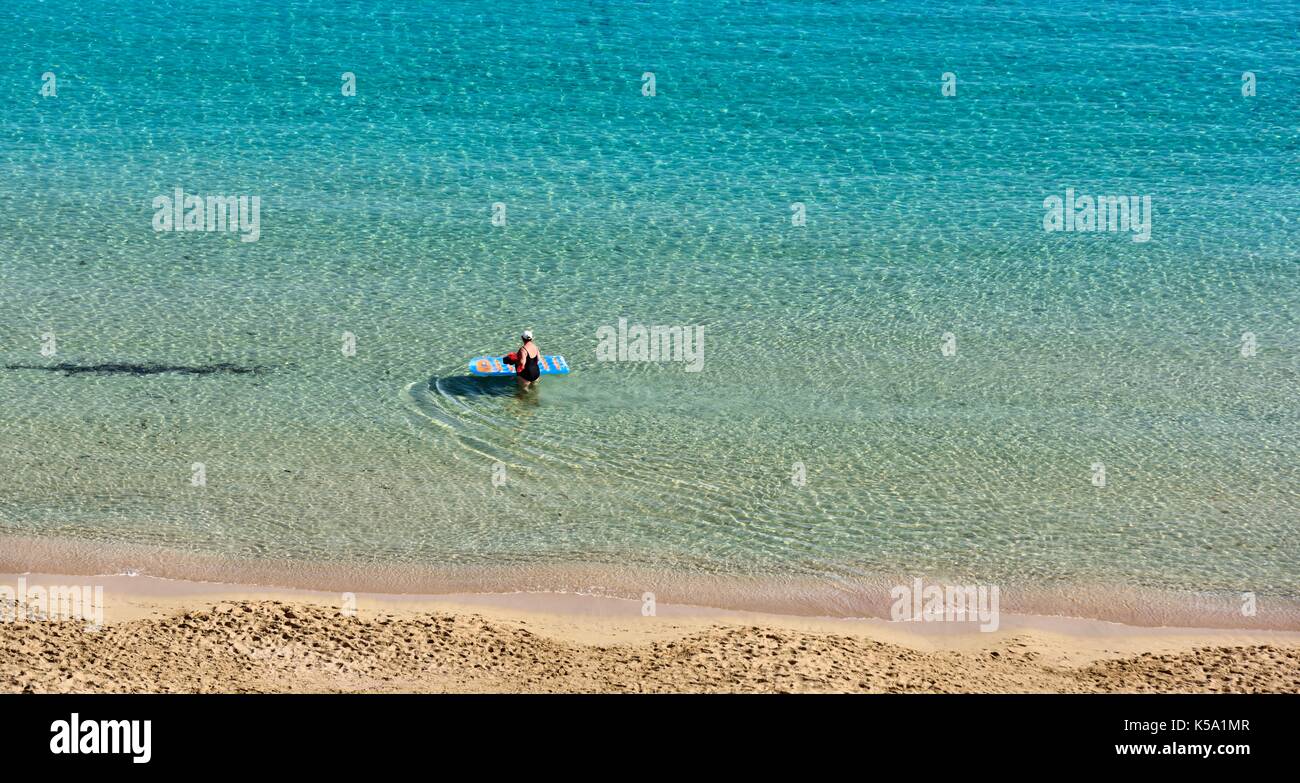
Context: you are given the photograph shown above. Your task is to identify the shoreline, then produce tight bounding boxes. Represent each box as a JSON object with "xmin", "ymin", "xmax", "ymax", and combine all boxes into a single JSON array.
[
  {"xmin": 4, "ymin": 570, "xmax": 1300, "ymax": 693},
  {"xmin": 7, "ymin": 569, "xmax": 1300, "ymax": 643},
  {"xmin": 1, "ymin": 531, "xmax": 1297, "ymax": 631}
]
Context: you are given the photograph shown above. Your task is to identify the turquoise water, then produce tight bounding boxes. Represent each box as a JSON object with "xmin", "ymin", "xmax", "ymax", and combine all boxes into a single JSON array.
[{"xmin": 1, "ymin": 0, "xmax": 1297, "ymax": 625}]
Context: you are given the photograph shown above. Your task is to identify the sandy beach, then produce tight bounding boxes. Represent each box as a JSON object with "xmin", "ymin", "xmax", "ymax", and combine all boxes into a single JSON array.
[{"xmin": 3, "ymin": 572, "xmax": 1298, "ymax": 694}]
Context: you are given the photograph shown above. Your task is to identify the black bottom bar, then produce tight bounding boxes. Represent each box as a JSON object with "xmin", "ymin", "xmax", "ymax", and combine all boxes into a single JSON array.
[{"xmin": 7, "ymin": 693, "xmax": 1287, "ymax": 770}]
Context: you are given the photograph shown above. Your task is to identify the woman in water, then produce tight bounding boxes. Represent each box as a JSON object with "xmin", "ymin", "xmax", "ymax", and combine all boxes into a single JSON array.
[{"xmin": 513, "ymin": 329, "xmax": 541, "ymax": 390}]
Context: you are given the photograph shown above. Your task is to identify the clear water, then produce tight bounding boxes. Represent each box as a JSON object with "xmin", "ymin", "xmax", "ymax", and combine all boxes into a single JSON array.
[{"xmin": 1, "ymin": 0, "xmax": 1297, "ymax": 625}]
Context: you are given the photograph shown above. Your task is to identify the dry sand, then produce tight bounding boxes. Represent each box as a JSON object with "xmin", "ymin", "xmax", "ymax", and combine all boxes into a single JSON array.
[{"xmin": 2, "ymin": 572, "xmax": 1298, "ymax": 693}]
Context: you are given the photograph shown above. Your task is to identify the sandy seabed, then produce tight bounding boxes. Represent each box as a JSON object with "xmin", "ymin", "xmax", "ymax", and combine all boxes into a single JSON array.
[{"xmin": 2, "ymin": 572, "xmax": 1298, "ymax": 694}]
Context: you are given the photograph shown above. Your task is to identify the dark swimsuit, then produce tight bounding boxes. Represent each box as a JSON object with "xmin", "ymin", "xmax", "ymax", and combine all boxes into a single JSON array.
[{"xmin": 519, "ymin": 347, "xmax": 540, "ymax": 382}]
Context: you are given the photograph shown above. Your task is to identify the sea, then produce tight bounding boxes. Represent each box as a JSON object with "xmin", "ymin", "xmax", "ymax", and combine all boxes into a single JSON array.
[{"xmin": 1, "ymin": 0, "xmax": 1296, "ymax": 626}]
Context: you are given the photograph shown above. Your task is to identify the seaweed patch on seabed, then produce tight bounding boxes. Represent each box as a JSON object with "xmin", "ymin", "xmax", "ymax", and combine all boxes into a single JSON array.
[{"xmin": 3, "ymin": 362, "xmax": 270, "ymax": 377}]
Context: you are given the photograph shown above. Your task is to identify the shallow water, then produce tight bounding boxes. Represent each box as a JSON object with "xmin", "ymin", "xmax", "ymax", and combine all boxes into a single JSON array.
[{"xmin": 1, "ymin": 0, "xmax": 1297, "ymax": 625}]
